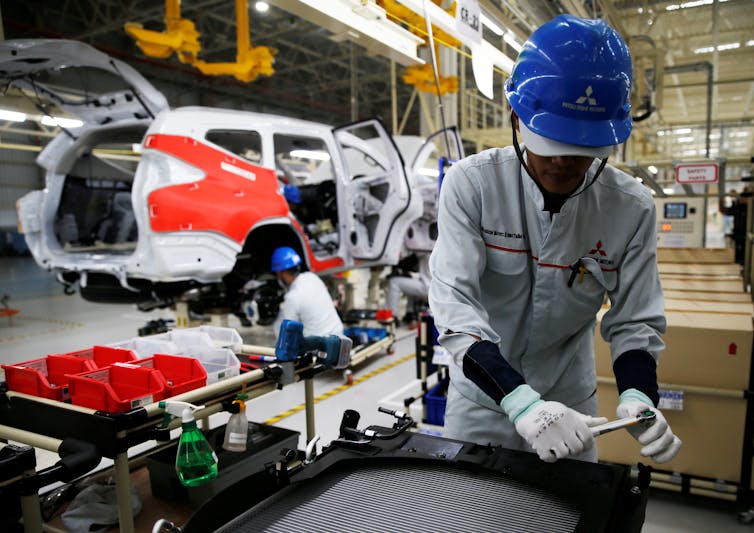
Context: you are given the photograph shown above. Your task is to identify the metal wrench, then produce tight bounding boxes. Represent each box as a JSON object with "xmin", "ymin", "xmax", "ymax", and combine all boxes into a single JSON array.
[{"xmin": 591, "ymin": 410, "xmax": 656, "ymax": 437}]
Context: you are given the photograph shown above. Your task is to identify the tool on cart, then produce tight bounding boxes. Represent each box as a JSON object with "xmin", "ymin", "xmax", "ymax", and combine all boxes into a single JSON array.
[
  {"xmin": 160, "ymin": 401, "xmax": 218, "ymax": 487},
  {"xmin": 591, "ymin": 410, "xmax": 657, "ymax": 437},
  {"xmin": 273, "ymin": 320, "xmax": 353, "ymax": 384}
]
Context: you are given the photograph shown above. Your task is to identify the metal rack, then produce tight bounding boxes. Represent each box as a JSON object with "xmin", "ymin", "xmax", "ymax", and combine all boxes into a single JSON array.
[{"xmin": 0, "ymin": 357, "xmax": 322, "ymax": 533}]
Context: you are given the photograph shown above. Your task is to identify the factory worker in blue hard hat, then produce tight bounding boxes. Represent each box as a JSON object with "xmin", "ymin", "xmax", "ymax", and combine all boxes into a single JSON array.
[
  {"xmin": 428, "ymin": 15, "xmax": 681, "ymax": 464},
  {"xmin": 270, "ymin": 246, "xmax": 344, "ymax": 337}
]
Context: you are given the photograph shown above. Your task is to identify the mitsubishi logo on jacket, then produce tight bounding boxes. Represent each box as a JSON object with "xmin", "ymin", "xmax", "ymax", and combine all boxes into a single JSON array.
[
  {"xmin": 589, "ymin": 240, "xmax": 606, "ymax": 256},
  {"xmin": 562, "ymin": 85, "xmax": 606, "ymax": 113},
  {"xmin": 588, "ymin": 240, "xmax": 614, "ymax": 265}
]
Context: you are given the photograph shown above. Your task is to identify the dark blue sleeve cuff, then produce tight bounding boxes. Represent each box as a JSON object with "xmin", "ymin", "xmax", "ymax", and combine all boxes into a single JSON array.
[
  {"xmin": 463, "ymin": 340, "xmax": 526, "ymax": 404},
  {"xmin": 613, "ymin": 349, "xmax": 659, "ymax": 406}
]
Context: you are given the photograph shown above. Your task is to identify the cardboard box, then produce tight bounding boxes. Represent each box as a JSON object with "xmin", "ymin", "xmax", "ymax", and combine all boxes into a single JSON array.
[
  {"xmin": 660, "ymin": 278, "xmax": 745, "ymax": 293},
  {"xmin": 657, "ymin": 247, "xmax": 735, "ymax": 264},
  {"xmin": 596, "ymin": 309, "xmax": 752, "ymax": 389},
  {"xmin": 658, "ymin": 262, "xmax": 741, "ymax": 277},
  {"xmin": 664, "ymin": 298, "xmax": 753, "ymax": 315},
  {"xmin": 596, "ymin": 381, "xmax": 747, "ymax": 483},
  {"xmin": 663, "ymin": 290, "xmax": 751, "ymax": 303}
]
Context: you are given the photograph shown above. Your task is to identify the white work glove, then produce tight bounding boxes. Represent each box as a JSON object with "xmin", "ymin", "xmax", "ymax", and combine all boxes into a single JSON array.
[
  {"xmin": 502, "ymin": 385, "xmax": 608, "ymax": 463},
  {"xmin": 617, "ymin": 388, "xmax": 682, "ymax": 464}
]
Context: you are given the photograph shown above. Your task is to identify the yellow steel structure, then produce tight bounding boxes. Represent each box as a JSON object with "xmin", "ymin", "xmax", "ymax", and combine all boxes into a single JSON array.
[
  {"xmin": 124, "ymin": 0, "xmax": 201, "ymax": 62},
  {"xmin": 124, "ymin": 0, "xmax": 275, "ymax": 83},
  {"xmin": 378, "ymin": 0, "xmax": 459, "ymax": 95}
]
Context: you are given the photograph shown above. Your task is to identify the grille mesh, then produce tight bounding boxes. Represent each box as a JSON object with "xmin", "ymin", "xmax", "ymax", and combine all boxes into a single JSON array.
[{"xmin": 218, "ymin": 462, "xmax": 581, "ymax": 532}]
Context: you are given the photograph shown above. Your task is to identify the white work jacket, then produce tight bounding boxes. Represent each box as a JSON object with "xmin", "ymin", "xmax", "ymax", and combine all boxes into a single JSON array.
[
  {"xmin": 274, "ymin": 272, "xmax": 344, "ymax": 337},
  {"xmin": 429, "ymin": 146, "xmax": 666, "ymax": 410}
]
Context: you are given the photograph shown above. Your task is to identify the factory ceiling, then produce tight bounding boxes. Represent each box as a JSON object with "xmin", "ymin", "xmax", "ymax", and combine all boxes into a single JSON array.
[{"xmin": 1, "ymin": 0, "xmax": 753, "ymax": 167}]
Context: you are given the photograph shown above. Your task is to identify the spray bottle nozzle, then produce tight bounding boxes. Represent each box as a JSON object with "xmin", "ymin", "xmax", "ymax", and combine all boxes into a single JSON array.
[{"xmin": 159, "ymin": 400, "xmax": 205, "ymax": 423}]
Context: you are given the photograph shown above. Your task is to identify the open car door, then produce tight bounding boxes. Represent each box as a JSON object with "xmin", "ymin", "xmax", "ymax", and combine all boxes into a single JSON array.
[
  {"xmin": 402, "ymin": 126, "xmax": 464, "ymax": 252},
  {"xmin": 334, "ymin": 118, "xmax": 422, "ymax": 264}
]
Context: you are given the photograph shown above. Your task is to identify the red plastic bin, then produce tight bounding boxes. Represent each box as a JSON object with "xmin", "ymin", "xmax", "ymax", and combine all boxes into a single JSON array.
[
  {"xmin": 54, "ymin": 345, "xmax": 138, "ymax": 368},
  {"xmin": 68, "ymin": 363, "xmax": 167, "ymax": 412},
  {"xmin": 133, "ymin": 354, "xmax": 207, "ymax": 397},
  {"xmin": 2, "ymin": 355, "xmax": 97, "ymax": 401}
]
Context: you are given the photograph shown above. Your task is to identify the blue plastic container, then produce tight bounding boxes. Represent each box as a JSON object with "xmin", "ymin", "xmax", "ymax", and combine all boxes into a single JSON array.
[
  {"xmin": 425, "ymin": 378, "xmax": 449, "ymax": 426},
  {"xmin": 343, "ymin": 327, "xmax": 388, "ymax": 345}
]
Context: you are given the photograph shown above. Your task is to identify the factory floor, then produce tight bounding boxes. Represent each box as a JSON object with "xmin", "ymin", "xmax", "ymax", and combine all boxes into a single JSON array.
[{"xmin": 0, "ymin": 256, "xmax": 750, "ymax": 532}]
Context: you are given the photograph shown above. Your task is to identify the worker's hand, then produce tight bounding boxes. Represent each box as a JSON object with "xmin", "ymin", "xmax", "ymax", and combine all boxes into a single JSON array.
[
  {"xmin": 617, "ymin": 388, "xmax": 682, "ymax": 464},
  {"xmin": 503, "ymin": 385, "xmax": 608, "ymax": 463}
]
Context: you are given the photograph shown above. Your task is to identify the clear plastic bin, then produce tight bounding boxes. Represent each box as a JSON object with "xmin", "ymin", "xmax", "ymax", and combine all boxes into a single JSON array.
[
  {"xmin": 189, "ymin": 347, "xmax": 241, "ymax": 384},
  {"xmin": 109, "ymin": 337, "xmax": 181, "ymax": 359}
]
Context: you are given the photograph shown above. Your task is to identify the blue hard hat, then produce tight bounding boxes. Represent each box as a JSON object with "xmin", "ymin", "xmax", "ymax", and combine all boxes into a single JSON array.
[
  {"xmin": 283, "ymin": 184, "xmax": 302, "ymax": 204},
  {"xmin": 505, "ymin": 15, "xmax": 633, "ymax": 149},
  {"xmin": 270, "ymin": 246, "xmax": 302, "ymax": 272}
]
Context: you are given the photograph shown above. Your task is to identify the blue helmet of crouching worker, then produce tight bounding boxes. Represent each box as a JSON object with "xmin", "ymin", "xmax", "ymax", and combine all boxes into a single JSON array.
[
  {"xmin": 270, "ymin": 246, "xmax": 302, "ymax": 273},
  {"xmin": 504, "ymin": 14, "xmax": 633, "ymax": 158}
]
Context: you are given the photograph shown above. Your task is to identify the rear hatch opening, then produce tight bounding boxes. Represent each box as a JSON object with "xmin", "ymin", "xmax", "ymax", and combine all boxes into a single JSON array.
[{"xmin": 54, "ymin": 125, "xmax": 146, "ymax": 254}]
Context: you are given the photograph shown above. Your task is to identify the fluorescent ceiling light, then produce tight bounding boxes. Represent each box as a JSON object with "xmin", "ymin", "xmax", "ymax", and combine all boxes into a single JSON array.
[
  {"xmin": 0, "ymin": 109, "xmax": 27, "ymax": 122},
  {"xmin": 40, "ymin": 116, "xmax": 84, "ymax": 128},
  {"xmin": 666, "ymin": 0, "xmax": 728, "ymax": 11},
  {"xmin": 695, "ymin": 42, "xmax": 740, "ymax": 54},
  {"xmin": 674, "ymin": 128, "xmax": 692, "ymax": 134},
  {"xmin": 648, "ymin": 165, "xmax": 658, "ymax": 174},
  {"xmin": 255, "ymin": 1, "xmax": 269, "ymax": 12},
  {"xmin": 663, "ymin": 188, "xmax": 675, "ymax": 195},
  {"xmin": 677, "ymin": 136, "xmax": 695, "ymax": 143},
  {"xmin": 290, "ymin": 149, "xmax": 331, "ymax": 161},
  {"xmin": 480, "ymin": 13, "xmax": 504, "ymax": 36},
  {"xmin": 747, "ymin": 40, "xmax": 754, "ymax": 47},
  {"xmin": 418, "ymin": 167, "xmax": 440, "ymax": 178},
  {"xmin": 503, "ymin": 32, "xmax": 522, "ymax": 53}
]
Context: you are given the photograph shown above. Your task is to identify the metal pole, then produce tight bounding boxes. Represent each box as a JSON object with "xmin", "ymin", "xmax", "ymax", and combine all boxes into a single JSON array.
[
  {"xmin": 20, "ymin": 485, "xmax": 43, "ymax": 533},
  {"xmin": 304, "ymin": 378, "xmax": 315, "ymax": 442},
  {"xmin": 391, "ymin": 59, "xmax": 398, "ymax": 135},
  {"xmin": 350, "ymin": 42, "xmax": 358, "ymax": 122},
  {"xmin": 114, "ymin": 452, "xmax": 135, "ymax": 533}
]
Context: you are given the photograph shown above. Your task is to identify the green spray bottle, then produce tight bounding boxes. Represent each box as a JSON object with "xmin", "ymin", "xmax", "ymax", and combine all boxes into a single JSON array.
[{"xmin": 160, "ymin": 400, "xmax": 218, "ymax": 487}]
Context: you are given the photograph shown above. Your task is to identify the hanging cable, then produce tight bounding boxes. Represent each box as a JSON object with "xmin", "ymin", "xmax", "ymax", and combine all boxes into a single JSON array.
[{"xmin": 422, "ymin": 0, "xmax": 453, "ymax": 158}]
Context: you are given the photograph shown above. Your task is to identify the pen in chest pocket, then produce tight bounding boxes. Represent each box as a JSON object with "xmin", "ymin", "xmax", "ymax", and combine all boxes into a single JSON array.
[{"xmin": 567, "ymin": 259, "xmax": 590, "ymax": 287}]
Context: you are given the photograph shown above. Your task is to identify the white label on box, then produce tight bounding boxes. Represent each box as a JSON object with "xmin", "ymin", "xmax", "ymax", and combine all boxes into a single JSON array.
[
  {"xmin": 432, "ymin": 345, "xmax": 451, "ymax": 366},
  {"xmin": 130, "ymin": 394, "xmax": 153, "ymax": 409},
  {"xmin": 658, "ymin": 389, "xmax": 684, "ymax": 411}
]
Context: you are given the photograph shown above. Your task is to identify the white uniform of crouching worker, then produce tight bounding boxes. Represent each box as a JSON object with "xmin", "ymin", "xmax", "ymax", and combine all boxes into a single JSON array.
[
  {"xmin": 270, "ymin": 246, "xmax": 344, "ymax": 338},
  {"xmin": 429, "ymin": 15, "xmax": 682, "ymax": 464}
]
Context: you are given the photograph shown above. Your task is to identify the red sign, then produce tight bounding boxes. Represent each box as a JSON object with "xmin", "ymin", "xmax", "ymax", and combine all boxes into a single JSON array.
[{"xmin": 676, "ymin": 162, "xmax": 718, "ymax": 184}]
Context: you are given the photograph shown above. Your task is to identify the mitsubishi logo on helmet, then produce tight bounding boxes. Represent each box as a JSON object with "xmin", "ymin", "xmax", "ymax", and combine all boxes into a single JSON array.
[
  {"xmin": 575, "ymin": 86, "xmax": 597, "ymax": 106},
  {"xmin": 562, "ymin": 85, "xmax": 606, "ymax": 113}
]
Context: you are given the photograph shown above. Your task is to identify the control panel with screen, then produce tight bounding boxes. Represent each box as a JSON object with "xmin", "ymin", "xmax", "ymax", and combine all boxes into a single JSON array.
[{"xmin": 664, "ymin": 202, "xmax": 688, "ymax": 219}]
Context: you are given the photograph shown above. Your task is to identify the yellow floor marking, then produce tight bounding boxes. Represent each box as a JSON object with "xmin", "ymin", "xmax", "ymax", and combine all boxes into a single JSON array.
[{"xmin": 264, "ymin": 352, "xmax": 416, "ymax": 424}]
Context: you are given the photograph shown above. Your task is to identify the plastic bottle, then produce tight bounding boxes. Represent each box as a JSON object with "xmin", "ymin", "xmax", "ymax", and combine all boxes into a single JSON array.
[
  {"xmin": 223, "ymin": 394, "xmax": 249, "ymax": 452},
  {"xmin": 160, "ymin": 401, "xmax": 218, "ymax": 487}
]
